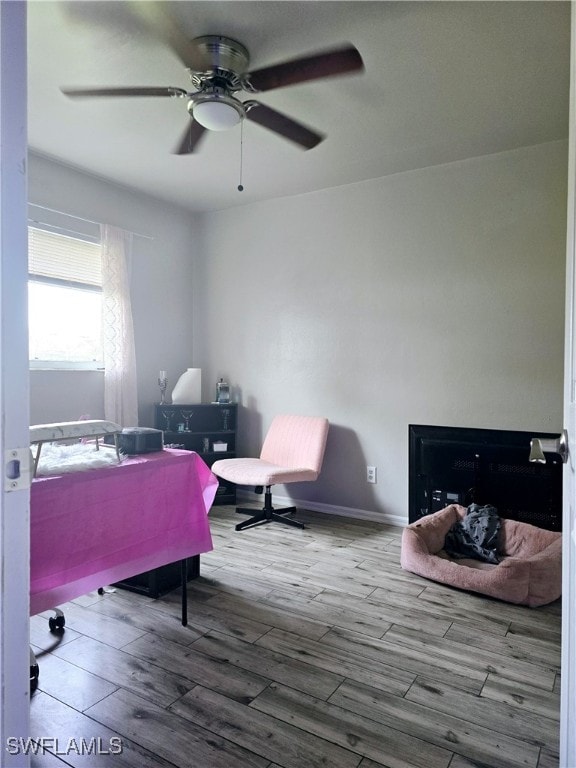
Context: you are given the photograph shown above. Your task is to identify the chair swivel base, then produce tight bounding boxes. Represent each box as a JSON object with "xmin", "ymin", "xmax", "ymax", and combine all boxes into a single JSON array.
[{"xmin": 235, "ymin": 488, "xmax": 305, "ymax": 531}]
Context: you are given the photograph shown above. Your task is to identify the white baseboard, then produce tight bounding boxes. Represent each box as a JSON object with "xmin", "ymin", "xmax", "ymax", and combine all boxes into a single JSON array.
[{"xmin": 236, "ymin": 490, "xmax": 407, "ymax": 528}]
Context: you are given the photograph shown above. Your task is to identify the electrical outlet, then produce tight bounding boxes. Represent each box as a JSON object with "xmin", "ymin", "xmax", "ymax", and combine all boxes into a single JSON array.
[{"xmin": 367, "ymin": 465, "xmax": 377, "ymax": 484}]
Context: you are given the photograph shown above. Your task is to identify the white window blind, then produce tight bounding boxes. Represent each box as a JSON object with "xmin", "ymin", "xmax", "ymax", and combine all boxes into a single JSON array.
[
  {"xmin": 28, "ymin": 226, "xmax": 101, "ymax": 286},
  {"xmin": 28, "ymin": 225, "xmax": 104, "ymax": 368}
]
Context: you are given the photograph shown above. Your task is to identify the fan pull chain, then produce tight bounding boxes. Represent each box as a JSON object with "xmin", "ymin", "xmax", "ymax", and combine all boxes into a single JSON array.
[{"xmin": 238, "ymin": 121, "xmax": 244, "ymax": 192}]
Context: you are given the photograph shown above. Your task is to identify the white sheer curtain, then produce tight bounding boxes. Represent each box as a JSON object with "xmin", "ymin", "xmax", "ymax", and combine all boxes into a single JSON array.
[{"xmin": 100, "ymin": 224, "xmax": 139, "ymax": 427}]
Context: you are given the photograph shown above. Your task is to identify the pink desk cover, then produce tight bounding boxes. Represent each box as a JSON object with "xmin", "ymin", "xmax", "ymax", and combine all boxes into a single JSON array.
[{"xmin": 30, "ymin": 449, "xmax": 217, "ymax": 615}]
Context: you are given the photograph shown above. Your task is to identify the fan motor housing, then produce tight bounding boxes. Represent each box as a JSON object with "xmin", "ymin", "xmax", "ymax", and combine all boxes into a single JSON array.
[{"xmin": 190, "ymin": 35, "xmax": 250, "ymax": 76}]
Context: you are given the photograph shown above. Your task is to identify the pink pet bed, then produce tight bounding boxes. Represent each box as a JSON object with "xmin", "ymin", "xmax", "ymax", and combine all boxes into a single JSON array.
[{"xmin": 401, "ymin": 504, "xmax": 562, "ymax": 607}]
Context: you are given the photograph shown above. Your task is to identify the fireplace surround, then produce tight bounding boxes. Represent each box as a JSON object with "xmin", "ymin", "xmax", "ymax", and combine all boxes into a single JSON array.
[{"xmin": 409, "ymin": 424, "xmax": 563, "ymax": 531}]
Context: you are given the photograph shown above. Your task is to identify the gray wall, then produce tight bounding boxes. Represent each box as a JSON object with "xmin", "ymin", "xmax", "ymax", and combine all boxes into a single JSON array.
[
  {"xmin": 28, "ymin": 141, "xmax": 568, "ymax": 524},
  {"xmin": 194, "ymin": 141, "xmax": 567, "ymax": 523},
  {"xmin": 28, "ymin": 152, "xmax": 200, "ymax": 427}
]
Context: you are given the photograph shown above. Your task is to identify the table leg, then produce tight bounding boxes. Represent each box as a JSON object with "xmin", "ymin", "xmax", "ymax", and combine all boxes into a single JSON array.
[{"xmin": 181, "ymin": 559, "xmax": 188, "ymax": 626}]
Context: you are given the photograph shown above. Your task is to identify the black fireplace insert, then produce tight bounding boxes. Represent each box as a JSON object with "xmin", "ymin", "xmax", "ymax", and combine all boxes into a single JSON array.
[{"xmin": 409, "ymin": 424, "xmax": 563, "ymax": 531}]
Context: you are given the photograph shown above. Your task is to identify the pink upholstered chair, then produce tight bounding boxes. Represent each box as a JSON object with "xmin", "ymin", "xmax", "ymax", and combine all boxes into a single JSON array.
[{"xmin": 212, "ymin": 414, "xmax": 329, "ymax": 531}]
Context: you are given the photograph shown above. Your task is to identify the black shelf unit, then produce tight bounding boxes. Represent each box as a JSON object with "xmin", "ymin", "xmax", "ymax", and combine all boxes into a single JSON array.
[
  {"xmin": 155, "ymin": 402, "xmax": 237, "ymax": 505},
  {"xmin": 409, "ymin": 424, "xmax": 563, "ymax": 531},
  {"xmin": 113, "ymin": 556, "xmax": 199, "ymax": 598},
  {"xmin": 115, "ymin": 403, "xmax": 238, "ymax": 598}
]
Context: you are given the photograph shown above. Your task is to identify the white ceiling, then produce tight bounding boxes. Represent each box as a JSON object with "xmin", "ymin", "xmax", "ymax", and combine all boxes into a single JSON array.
[{"xmin": 27, "ymin": 1, "xmax": 570, "ymax": 214}]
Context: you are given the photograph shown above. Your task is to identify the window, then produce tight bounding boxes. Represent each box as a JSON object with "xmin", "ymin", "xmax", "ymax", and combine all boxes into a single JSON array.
[{"xmin": 28, "ymin": 227, "xmax": 103, "ymax": 370}]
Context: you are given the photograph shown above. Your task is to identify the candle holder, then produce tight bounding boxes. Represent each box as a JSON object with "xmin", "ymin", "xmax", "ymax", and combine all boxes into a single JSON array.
[
  {"xmin": 158, "ymin": 375, "xmax": 168, "ymax": 405},
  {"xmin": 181, "ymin": 410, "xmax": 194, "ymax": 431}
]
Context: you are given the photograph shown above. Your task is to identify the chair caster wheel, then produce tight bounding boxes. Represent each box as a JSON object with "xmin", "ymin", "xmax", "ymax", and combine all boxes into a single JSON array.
[
  {"xmin": 49, "ymin": 614, "xmax": 65, "ymax": 632},
  {"xmin": 30, "ymin": 664, "xmax": 39, "ymax": 694}
]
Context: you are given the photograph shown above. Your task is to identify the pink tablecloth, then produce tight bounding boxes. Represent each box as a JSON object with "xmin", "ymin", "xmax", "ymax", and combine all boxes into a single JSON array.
[{"xmin": 30, "ymin": 449, "xmax": 217, "ymax": 615}]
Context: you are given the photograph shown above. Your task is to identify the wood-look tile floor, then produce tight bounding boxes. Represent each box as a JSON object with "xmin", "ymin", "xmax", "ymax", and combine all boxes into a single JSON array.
[{"xmin": 29, "ymin": 506, "xmax": 561, "ymax": 768}]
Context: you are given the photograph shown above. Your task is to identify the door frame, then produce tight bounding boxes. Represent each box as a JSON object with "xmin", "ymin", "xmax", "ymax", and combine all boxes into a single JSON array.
[
  {"xmin": 0, "ymin": 1, "xmax": 31, "ymax": 765},
  {"xmin": 560, "ymin": 4, "xmax": 576, "ymax": 765}
]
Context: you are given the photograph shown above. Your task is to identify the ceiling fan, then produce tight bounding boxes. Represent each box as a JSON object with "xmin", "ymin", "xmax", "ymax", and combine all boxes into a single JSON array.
[{"xmin": 60, "ymin": 6, "xmax": 364, "ymax": 155}]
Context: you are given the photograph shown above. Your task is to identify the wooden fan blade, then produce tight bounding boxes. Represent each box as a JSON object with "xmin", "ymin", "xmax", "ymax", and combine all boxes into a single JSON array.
[
  {"xmin": 61, "ymin": 86, "xmax": 188, "ymax": 99},
  {"xmin": 173, "ymin": 119, "xmax": 207, "ymax": 154},
  {"xmin": 245, "ymin": 102, "xmax": 325, "ymax": 150},
  {"xmin": 246, "ymin": 45, "xmax": 364, "ymax": 93},
  {"xmin": 129, "ymin": 2, "xmax": 211, "ymax": 71}
]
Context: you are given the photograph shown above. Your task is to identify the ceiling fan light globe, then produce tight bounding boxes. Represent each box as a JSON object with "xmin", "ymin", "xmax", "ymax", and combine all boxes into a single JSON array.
[{"xmin": 193, "ymin": 100, "xmax": 242, "ymax": 131}]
